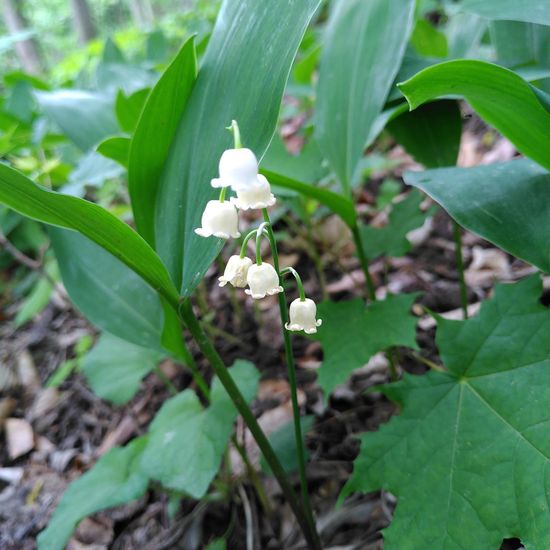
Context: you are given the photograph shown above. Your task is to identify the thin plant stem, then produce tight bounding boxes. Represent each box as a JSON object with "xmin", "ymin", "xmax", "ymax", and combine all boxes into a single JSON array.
[
  {"xmin": 261, "ymin": 208, "xmax": 321, "ymax": 550},
  {"xmin": 281, "ymin": 267, "xmax": 306, "ymax": 301},
  {"xmin": 153, "ymin": 365, "xmax": 178, "ymax": 395},
  {"xmin": 178, "ymin": 300, "xmax": 320, "ymax": 550},
  {"xmin": 452, "ymin": 220, "xmax": 468, "ymax": 319},
  {"xmin": 351, "ymin": 224, "xmax": 376, "ymax": 302}
]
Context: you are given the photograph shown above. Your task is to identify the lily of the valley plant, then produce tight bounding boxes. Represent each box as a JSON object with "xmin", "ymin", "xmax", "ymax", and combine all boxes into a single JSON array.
[{"xmin": 195, "ymin": 119, "xmax": 322, "ymax": 543}]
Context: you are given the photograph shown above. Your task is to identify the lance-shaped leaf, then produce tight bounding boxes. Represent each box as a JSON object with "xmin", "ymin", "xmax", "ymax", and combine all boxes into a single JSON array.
[
  {"xmin": 140, "ymin": 360, "xmax": 259, "ymax": 498},
  {"xmin": 462, "ymin": 0, "xmax": 550, "ymax": 27},
  {"xmin": 37, "ymin": 437, "xmax": 149, "ymax": 550},
  {"xmin": 261, "ymin": 169, "xmax": 357, "ymax": 229},
  {"xmin": 128, "ymin": 37, "xmax": 197, "ymax": 246},
  {"xmin": 315, "ymin": 0, "xmax": 415, "ymax": 191},
  {"xmin": 0, "ymin": 163, "xmax": 180, "ymax": 309},
  {"xmin": 405, "ymin": 160, "xmax": 550, "ymax": 274},
  {"xmin": 398, "ymin": 60, "xmax": 550, "ymax": 171},
  {"xmin": 313, "ymin": 294, "xmax": 419, "ymax": 397},
  {"xmin": 155, "ymin": 0, "xmax": 321, "ymax": 295},
  {"xmin": 343, "ymin": 276, "xmax": 550, "ymax": 549}
]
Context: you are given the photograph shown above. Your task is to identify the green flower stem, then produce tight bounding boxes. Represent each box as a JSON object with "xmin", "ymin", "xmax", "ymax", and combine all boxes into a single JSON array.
[
  {"xmin": 253, "ymin": 222, "xmax": 270, "ymax": 265},
  {"xmin": 153, "ymin": 365, "xmax": 178, "ymax": 395},
  {"xmin": 281, "ymin": 267, "xmax": 306, "ymax": 301},
  {"xmin": 261, "ymin": 208, "xmax": 321, "ymax": 550},
  {"xmin": 351, "ymin": 224, "xmax": 376, "ymax": 302},
  {"xmin": 240, "ymin": 229, "xmax": 259, "ymax": 258},
  {"xmin": 178, "ymin": 299, "xmax": 320, "ymax": 550},
  {"xmin": 452, "ymin": 220, "xmax": 469, "ymax": 319},
  {"xmin": 227, "ymin": 119, "xmax": 242, "ymax": 149},
  {"xmin": 219, "ymin": 187, "xmax": 227, "ymax": 203}
]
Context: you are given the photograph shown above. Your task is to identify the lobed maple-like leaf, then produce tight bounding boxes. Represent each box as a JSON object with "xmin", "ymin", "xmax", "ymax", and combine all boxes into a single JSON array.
[
  {"xmin": 343, "ymin": 276, "xmax": 550, "ymax": 549},
  {"xmin": 313, "ymin": 294, "xmax": 419, "ymax": 397}
]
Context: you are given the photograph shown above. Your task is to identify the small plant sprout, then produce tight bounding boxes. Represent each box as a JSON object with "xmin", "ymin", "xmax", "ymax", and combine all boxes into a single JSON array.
[{"xmin": 196, "ymin": 120, "xmax": 322, "ymax": 547}]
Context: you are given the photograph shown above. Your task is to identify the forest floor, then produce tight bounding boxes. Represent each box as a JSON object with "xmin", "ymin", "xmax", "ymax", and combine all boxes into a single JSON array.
[{"xmin": 0, "ymin": 113, "xmax": 532, "ymax": 549}]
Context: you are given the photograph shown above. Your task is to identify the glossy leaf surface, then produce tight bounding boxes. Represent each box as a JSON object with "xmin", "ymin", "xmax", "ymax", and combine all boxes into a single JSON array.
[
  {"xmin": 315, "ymin": 0, "xmax": 414, "ymax": 190},
  {"xmin": 0, "ymin": 163, "xmax": 180, "ymax": 308},
  {"xmin": 128, "ymin": 37, "xmax": 197, "ymax": 246},
  {"xmin": 398, "ymin": 60, "xmax": 550, "ymax": 171},
  {"xmin": 405, "ymin": 160, "xmax": 550, "ymax": 274},
  {"xmin": 155, "ymin": 0, "xmax": 321, "ymax": 295}
]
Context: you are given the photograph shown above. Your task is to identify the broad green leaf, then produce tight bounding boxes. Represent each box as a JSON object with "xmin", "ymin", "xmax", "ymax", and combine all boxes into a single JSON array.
[
  {"xmin": 445, "ymin": 13, "xmax": 486, "ymax": 58},
  {"xmin": 405, "ymin": 160, "xmax": 550, "ymax": 274},
  {"xmin": 261, "ymin": 169, "xmax": 357, "ymax": 229},
  {"xmin": 50, "ymin": 228, "xmax": 182, "ymax": 354},
  {"xmin": 398, "ymin": 60, "xmax": 550, "ymax": 171},
  {"xmin": 83, "ymin": 333, "xmax": 163, "ymax": 404},
  {"xmin": 115, "ymin": 88, "xmax": 149, "ymax": 134},
  {"xmin": 140, "ymin": 360, "xmax": 259, "ymax": 498},
  {"xmin": 0, "ymin": 163, "xmax": 180, "ymax": 308},
  {"xmin": 128, "ymin": 37, "xmax": 197, "ymax": 247},
  {"xmin": 261, "ymin": 416, "xmax": 315, "ymax": 475},
  {"xmin": 360, "ymin": 191, "xmax": 435, "ymax": 260},
  {"xmin": 156, "ymin": 0, "xmax": 321, "ymax": 295},
  {"xmin": 462, "ymin": 0, "xmax": 550, "ymax": 27},
  {"xmin": 34, "ymin": 90, "xmax": 118, "ymax": 151},
  {"xmin": 315, "ymin": 0, "xmax": 415, "ymax": 190},
  {"xmin": 491, "ymin": 21, "xmax": 550, "ymax": 69},
  {"xmin": 343, "ymin": 276, "xmax": 550, "ymax": 549},
  {"xmin": 313, "ymin": 294, "xmax": 419, "ymax": 397},
  {"xmin": 96, "ymin": 136, "xmax": 130, "ymax": 168},
  {"xmin": 410, "ymin": 19, "xmax": 448, "ymax": 58},
  {"xmin": 387, "ymin": 100, "xmax": 462, "ymax": 168},
  {"xmin": 37, "ymin": 437, "xmax": 149, "ymax": 550}
]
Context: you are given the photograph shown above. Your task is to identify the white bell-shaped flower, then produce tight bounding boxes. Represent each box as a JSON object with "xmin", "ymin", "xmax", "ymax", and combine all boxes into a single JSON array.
[
  {"xmin": 194, "ymin": 200, "xmax": 240, "ymax": 239},
  {"xmin": 231, "ymin": 174, "xmax": 276, "ymax": 210},
  {"xmin": 245, "ymin": 263, "xmax": 283, "ymax": 299},
  {"xmin": 285, "ymin": 298, "xmax": 322, "ymax": 334},
  {"xmin": 218, "ymin": 255, "xmax": 253, "ymax": 288},
  {"xmin": 211, "ymin": 148, "xmax": 262, "ymax": 191}
]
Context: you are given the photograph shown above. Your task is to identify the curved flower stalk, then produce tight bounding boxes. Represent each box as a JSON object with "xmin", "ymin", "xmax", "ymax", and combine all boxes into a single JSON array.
[{"xmin": 195, "ymin": 120, "xmax": 322, "ymax": 547}]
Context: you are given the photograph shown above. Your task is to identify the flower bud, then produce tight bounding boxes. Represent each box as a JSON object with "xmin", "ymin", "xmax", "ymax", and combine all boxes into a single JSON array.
[
  {"xmin": 245, "ymin": 263, "xmax": 283, "ymax": 299},
  {"xmin": 211, "ymin": 148, "xmax": 260, "ymax": 190},
  {"xmin": 194, "ymin": 200, "xmax": 240, "ymax": 239},
  {"xmin": 218, "ymin": 255, "xmax": 253, "ymax": 288},
  {"xmin": 231, "ymin": 174, "xmax": 276, "ymax": 210},
  {"xmin": 285, "ymin": 298, "xmax": 322, "ymax": 334}
]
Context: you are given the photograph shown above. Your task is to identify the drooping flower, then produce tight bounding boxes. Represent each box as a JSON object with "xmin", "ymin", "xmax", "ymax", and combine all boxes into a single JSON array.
[
  {"xmin": 231, "ymin": 174, "xmax": 276, "ymax": 210},
  {"xmin": 245, "ymin": 263, "xmax": 283, "ymax": 299},
  {"xmin": 194, "ymin": 200, "xmax": 240, "ymax": 239},
  {"xmin": 285, "ymin": 298, "xmax": 322, "ymax": 334},
  {"xmin": 211, "ymin": 148, "xmax": 264, "ymax": 191},
  {"xmin": 218, "ymin": 255, "xmax": 253, "ymax": 288}
]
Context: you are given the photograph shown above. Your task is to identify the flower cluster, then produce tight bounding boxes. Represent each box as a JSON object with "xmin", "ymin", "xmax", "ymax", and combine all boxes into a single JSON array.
[{"xmin": 195, "ymin": 121, "xmax": 321, "ymax": 334}]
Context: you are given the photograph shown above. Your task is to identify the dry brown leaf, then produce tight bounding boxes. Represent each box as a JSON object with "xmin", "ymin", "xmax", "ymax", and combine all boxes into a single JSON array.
[{"xmin": 6, "ymin": 417, "xmax": 35, "ymax": 460}]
